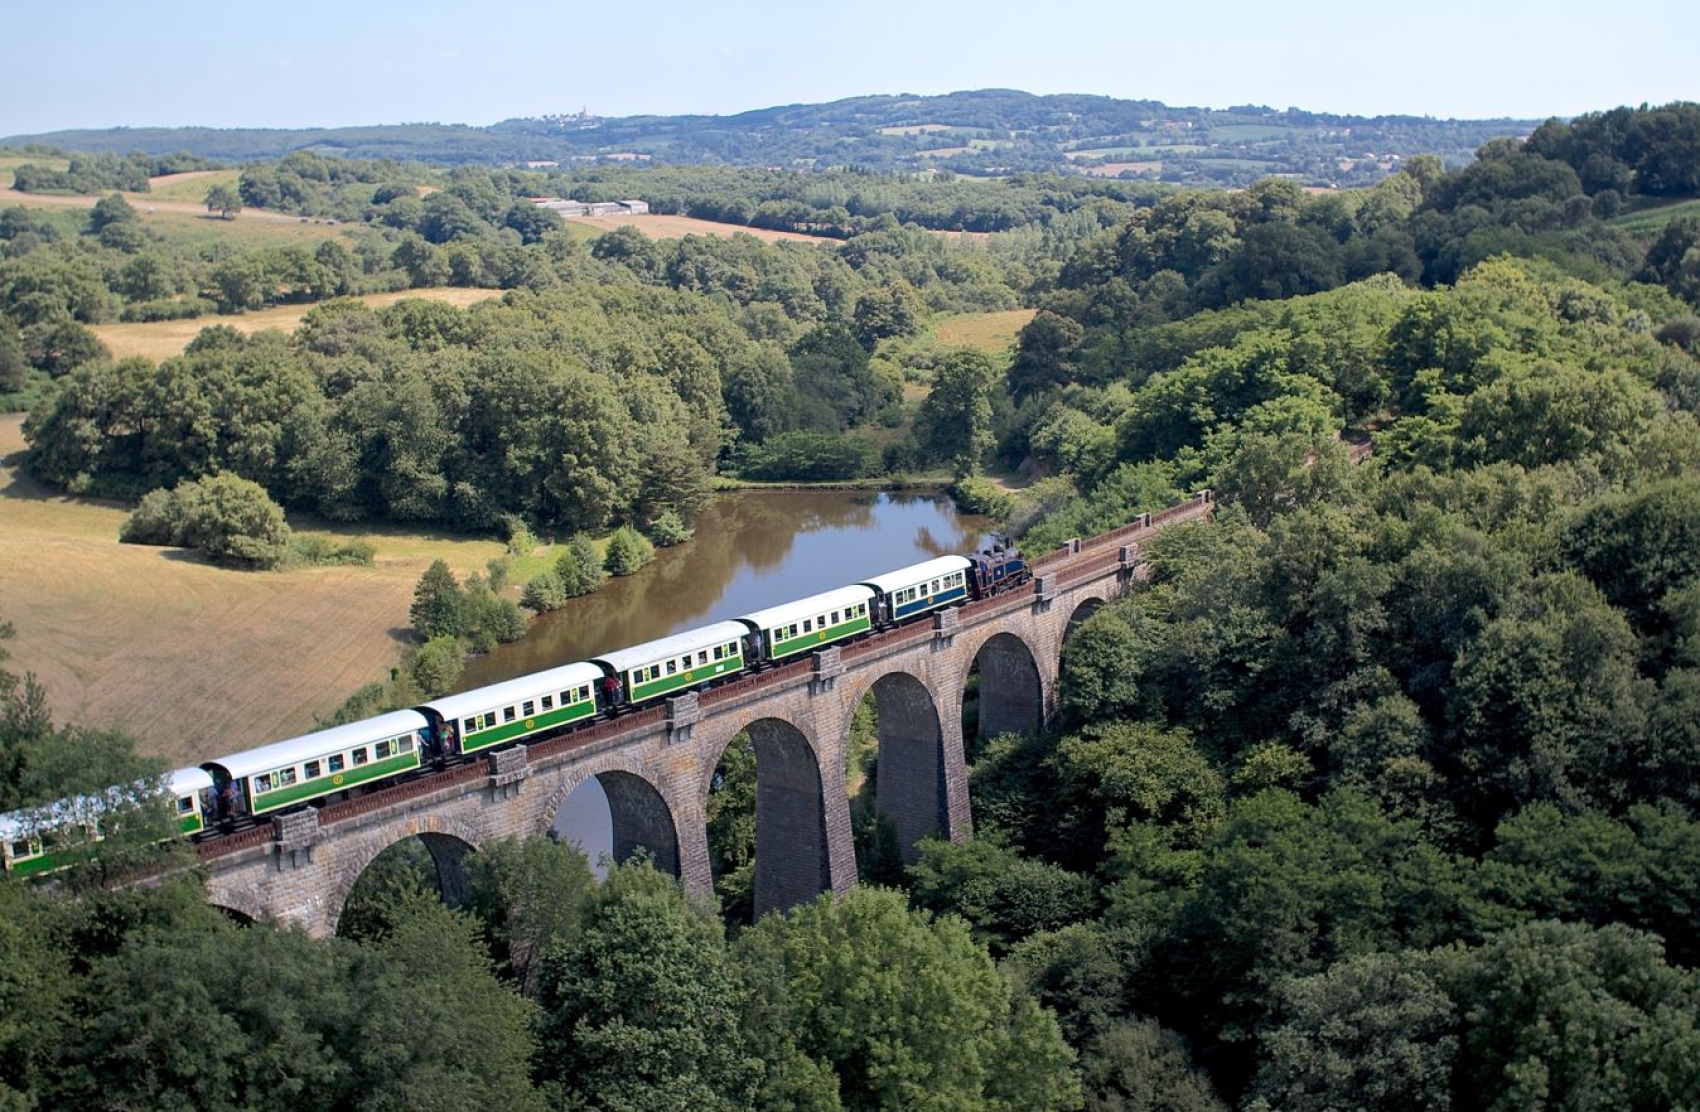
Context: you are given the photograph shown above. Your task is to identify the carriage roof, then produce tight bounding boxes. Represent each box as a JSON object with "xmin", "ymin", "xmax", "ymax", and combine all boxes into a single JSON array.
[
  {"xmin": 857, "ymin": 555, "xmax": 973, "ymax": 595},
  {"xmin": 739, "ymin": 585, "xmax": 875, "ymax": 633},
  {"xmin": 422, "ymin": 661, "xmax": 605, "ymax": 720},
  {"xmin": 204, "ymin": 709, "xmax": 430, "ymax": 781},
  {"xmin": 590, "ymin": 621, "xmax": 751, "ymax": 675}
]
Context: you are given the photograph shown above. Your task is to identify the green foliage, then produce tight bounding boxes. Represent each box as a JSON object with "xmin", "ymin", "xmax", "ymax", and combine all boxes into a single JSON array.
[
  {"xmin": 285, "ymin": 534, "xmax": 374, "ymax": 567},
  {"xmin": 907, "ymin": 837, "xmax": 1099, "ymax": 954},
  {"xmin": 947, "ymin": 475, "xmax": 1014, "ymax": 517},
  {"xmin": 118, "ymin": 473, "xmax": 291, "ymax": 568},
  {"xmin": 461, "ymin": 835, "xmax": 597, "ymax": 997},
  {"xmin": 731, "ymin": 430, "xmax": 882, "ymax": 482},
  {"xmin": 736, "ymin": 886, "xmax": 1082, "ymax": 1112},
  {"xmin": 645, "ymin": 507, "xmax": 693, "ymax": 547},
  {"xmin": 409, "ymin": 559, "xmax": 464, "ymax": 641},
  {"xmin": 408, "ymin": 635, "xmax": 464, "ymax": 697},
  {"xmin": 602, "ymin": 524, "xmax": 655, "ymax": 577},
  {"xmin": 557, "ymin": 533, "xmax": 607, "ymax": 597},
  {"xmin": 535, "ymin": 862, "xmax": 759, "ymax": 1111}
]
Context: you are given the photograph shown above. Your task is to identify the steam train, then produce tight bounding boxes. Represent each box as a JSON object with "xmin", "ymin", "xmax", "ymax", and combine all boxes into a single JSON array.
[{"xmin": 1, "ymin": 543, "xmax": 1029, "ymax": 874}]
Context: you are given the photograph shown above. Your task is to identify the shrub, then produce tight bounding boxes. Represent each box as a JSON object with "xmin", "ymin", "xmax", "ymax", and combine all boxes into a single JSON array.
[
  {"xmin": 557, "ymin": 534, "xmax": 606, "ymax": 597},
  {"xmin": 645, "ymin": 509, "xmax": 693, "ymax": 547},
  {"xmin": 522, "ymin": 568, "xmax": 568, "ymax": 613},
  {"xmin": 409, "ymin": 635, "xmax": 465, "ymax": 697},
  {"xmin": 119, "ymin": 474, "xmax": 291, "ymax": 569},
  {"xmin": 949, "ymin": 476, "xmax": 1015, "ymax": 518},
  {"xmin": 287, "ymin": 535, "xmax": 375, "ymax": 567},
  {"xmin": 603, "ymin": 525, "xmax": 655, "ymax": 577}
]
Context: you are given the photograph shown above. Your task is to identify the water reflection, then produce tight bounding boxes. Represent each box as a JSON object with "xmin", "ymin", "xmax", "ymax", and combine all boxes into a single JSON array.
[{"xmin": 458, "ymin": 489, "xmax": 991, "ymax": 691}]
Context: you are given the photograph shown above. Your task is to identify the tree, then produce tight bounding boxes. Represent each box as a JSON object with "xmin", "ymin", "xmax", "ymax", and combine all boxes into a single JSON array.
[
  {"xmin": 736, "ymin": 887, "xmax": 1081, "ymax": 1112},
  {"xmin": 88, "ymin": 192, "xmax": 137, "ymax": 233},
  {"xmin": 914, "ymin": 350, "xmax": 997, "ymax": 478},
  {"xmin": 1247, "ymin": 952, "xmax": 1456, "ymax": 1112},
  {"xmin": 204, "ymin": 183, "xmax": 242, "ymax": 220},
  {"xmin": 461, "ymin": 835, "xmax": 597, "ymax": 997},
  {"xmin": 603, "ymin": 524, "xmax": 654, "ymax": 577},
  {"xmin": 408, "ymin": 635, "xmax": 464, "ymax": 696},
  {"xmin": 534, "ymin": 862, "xmax": 759, "ymax": 1111},
  {"xmin": 556, "ymin": 534, "xmax": 606, "ymax": 597},
  {"xmin": 409, "ymin": 559, "xmax": 464, "ymax": 640},
  {"xmin": 1435, "ymin": 920, "xmax": 1700, "ymax": 1112}
]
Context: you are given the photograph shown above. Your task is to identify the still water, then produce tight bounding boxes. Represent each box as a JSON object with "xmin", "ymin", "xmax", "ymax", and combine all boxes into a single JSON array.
[
  {"xmin": 456, "ymin": 488, "xmax": 990, "ymax": 869},
  {"xmin": 458, "ymin": 488, "xmax": 992, "ymax": 691}
]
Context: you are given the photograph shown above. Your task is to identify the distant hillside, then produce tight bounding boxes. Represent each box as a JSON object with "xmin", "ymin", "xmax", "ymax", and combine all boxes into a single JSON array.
[{"xmin": 3, "ymin": 89, "xmax": 1537, "ymax": 188}]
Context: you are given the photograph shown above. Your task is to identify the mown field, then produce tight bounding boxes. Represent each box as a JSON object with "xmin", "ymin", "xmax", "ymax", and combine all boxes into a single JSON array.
[
  {"xmin": 0, "ymin": 414, "xmax": 508, "ymax": 766},
  {"xmin": 90, "ymin": 287, "xmax": 503, "ymax": 362},
  {"xmin": 931, "ymin": 308, "xmax": 1036, "ymax": 359}
]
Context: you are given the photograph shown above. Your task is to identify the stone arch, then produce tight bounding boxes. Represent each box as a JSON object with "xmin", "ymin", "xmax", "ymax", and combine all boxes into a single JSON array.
[
  {"xmin": 325, "ymin": 815, "xmax": 483, "ymax": 934},
  {"xmin": 864, "ymin": 671, "xmax": 951, "ymax": 864},
  {"xmin": 964, "ymin": 630, "xmax": 1044, "ymax": 742},
  {"xmin": 211, "ymin": 904, "xmax": 258, "ymax": 927},
  {"xmin": 203, "ymin": 884, "xmax": 270, "ymax": 928},
  {"xmin": 1064, "ymin": 596, "xmax": 1108, "ymax": 646},
  {"xmin": 536, "ymin": 757, "xmax": 683, "ymax": 879},
  {"xmin": 703, "ymin": 716, "xmax": 844, "ymax": 919}
]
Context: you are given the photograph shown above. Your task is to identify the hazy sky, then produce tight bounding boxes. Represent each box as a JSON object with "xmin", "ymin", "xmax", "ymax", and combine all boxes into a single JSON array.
[{"xmin": 3, "ymin": 0, "xmax": 1695, "ymax": 136}]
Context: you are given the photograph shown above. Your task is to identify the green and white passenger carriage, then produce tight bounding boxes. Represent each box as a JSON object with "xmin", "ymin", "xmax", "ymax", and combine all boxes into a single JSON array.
[
  {"xmin": 740, "ymin": 585, "xmax": 875, "ymax": 662},
  {"xmin": 1, "ymin": 766, "xmax": 212, "ymax": 875},
  {"xmin": 591, "ymin": 621, "xmax": 752, "ymax": 706},
  {"xmin": 420, "ymin": 661, "xmax": 604, "ymax": 755},
  {"xmin": 202, "ymin": 710, "xmax": 429, "ymax": 819}
]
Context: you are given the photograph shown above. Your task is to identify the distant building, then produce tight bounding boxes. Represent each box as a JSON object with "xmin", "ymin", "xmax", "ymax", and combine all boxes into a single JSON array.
[{"xmin": 618, "ymin": 199, "xmax": 649, "ymax": 214}]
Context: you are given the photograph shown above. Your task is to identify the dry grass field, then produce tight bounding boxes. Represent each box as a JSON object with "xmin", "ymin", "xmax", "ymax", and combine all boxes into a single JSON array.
[
  {"xmin": 91, "ymin": 287, "xmax": 503, "ymax": 362},
  {"xmin": 0, "ymin": 414, "xmax": 508, "ymax": 766},
  {"xmin": 932, "ymin": 308, "xmax": 1036, "ymax": 355},
  {"xmin": 563, "ymin": 212, "xmax": 832, "ymax": 244}
]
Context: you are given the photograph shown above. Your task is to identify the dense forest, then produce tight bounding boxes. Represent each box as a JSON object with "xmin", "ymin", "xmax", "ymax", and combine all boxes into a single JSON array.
[
  {"xmin": 4, "ymin": 100, "xmax": 1700, "ymax": 1109},
  {"xmin": 2, "ymin": 88, "xmax": 1538, "ymax": 186}
]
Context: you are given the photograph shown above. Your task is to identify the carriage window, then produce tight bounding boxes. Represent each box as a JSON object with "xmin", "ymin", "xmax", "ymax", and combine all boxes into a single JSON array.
[
  {"xmin": 329, "ymin": 754, "xmax": 345, "ymax": 773},
  {"xmin": 465, "ymin": 718, "xmax": 478, "ymax": 732},
  {"xmin": 580, "ymin": 685, "xmax": 591, "ymax": 701},
  {"xmin": 699, "ymin": 651, "xmax": 709, "ymax": 665},
  {"xmin": 522, "ymin": 701, "xmax": 535, "ymax": 716},
  {"xmin": 666, "ymin": 660, "xmax": 677, "ymax": 675},
  {"xmin": 304, "ymin": 760, "xmax": 321, "ymax": 779},
  {"xmin": 255, "ymin": 774, "xmax": 274, "ymax": 793},
  {"xmin": 541, "ymin": 694, "xmax": 554, "ymax": 710},
  {"xmin": 375, "ymin": 740, "xmax": 392, "ymax": 759},
  {"xmin": 351, "ymin": 749, "xmax": 369, "ymax": 766},
  {"xmin": 803, "ymin": 618, "xmax": 813, "ymax": 633},
  {"xmin": 10, "ymin": 839, "xmax": 31, "ymax": 858},
  {"xmin": 176, "ymin": 796, "xmax": 194, "ymax": 814},
  {"xmin": 398, "ymin": 736, "xmax": 413, "ymax": 753},
  {"xmin": 830, "ymin": 611, "xmax": 839, "ymax": 624},
  {"xmin": 503, "ymin": 706, "xmax": 516, "ymax": 722},
  {"xmin": 713, "ymin": 645, "xmax": 723, "ymax": 660}
]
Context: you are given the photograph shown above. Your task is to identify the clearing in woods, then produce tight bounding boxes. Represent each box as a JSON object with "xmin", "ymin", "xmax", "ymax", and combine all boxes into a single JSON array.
[
  {"xmin": 931, "ymin": 309, "xmax": 1037, "ymax": 358},
  {"xmin": 91, "ymin": 287, "xmax": 503, "ymax": 362},
  {"xmin": 0, "ymin": 413, "xmax": 507, "ymax": 767}
]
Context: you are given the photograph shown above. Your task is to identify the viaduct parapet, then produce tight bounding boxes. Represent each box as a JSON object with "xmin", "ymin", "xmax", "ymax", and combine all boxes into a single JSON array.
[{"xmin": 198, "ymin": 494, "xmax": 1214, "ymax": 935}]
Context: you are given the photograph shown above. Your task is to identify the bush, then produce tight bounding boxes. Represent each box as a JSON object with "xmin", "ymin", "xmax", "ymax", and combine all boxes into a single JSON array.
[
  {"xmin": 645, "ymin": 509, "xmax": 693, "ymax": 547},
  {"xmin": 949, "ymin": 476, "xmax": 1015, "ymax": 518},
  {"xmin": 557, "ymin": 534, "xmax": 606, "ymax": 597},
  {"xmin": 603, "ymin": 525, "xmax": 655, "ymax": 577},
  {"xmin": 119, "ymin": 474, "xmax": 291, "ymax": 569},
  {"xmin": 409, "ymin": 635, "xmax": 464, "ymax": 697},
  {"xmin": 287, "ymin": 535, "xmax": 375, "ymax": 567},
  {"xmin": 521, "ymin": 568, "xmax": 567, "ymax": 613}
]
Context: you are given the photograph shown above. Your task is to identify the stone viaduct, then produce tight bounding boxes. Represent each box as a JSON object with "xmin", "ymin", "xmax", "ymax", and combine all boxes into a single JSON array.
[{"xmin": 196, "ymin": 493, "xmax": 1214, "ymax": 936}]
